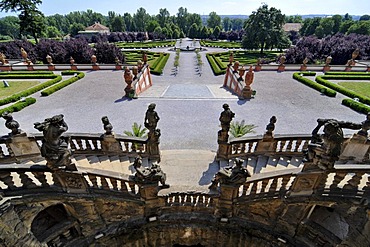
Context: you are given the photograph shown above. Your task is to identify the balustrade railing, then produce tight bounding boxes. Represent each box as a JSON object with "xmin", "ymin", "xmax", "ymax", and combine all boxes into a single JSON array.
[
  {"xmin": 229, "ymin": 134, "xmax": 312, "ymax": 159},
  {"xmin": 163, "ymin": 192, "xmax": 217, "ymax": 208}
]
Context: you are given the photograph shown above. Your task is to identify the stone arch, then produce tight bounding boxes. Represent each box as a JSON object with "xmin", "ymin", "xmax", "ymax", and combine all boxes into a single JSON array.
[{"xmin": 31, "ymin": 203, "xmax": 83, "ymax": 246}]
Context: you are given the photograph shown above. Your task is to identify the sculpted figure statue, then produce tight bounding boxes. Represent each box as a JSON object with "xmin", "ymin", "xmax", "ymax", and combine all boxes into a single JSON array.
[
  {"xmin": 0, "ymin": 52, "xmax": 7, "ymax": 65},
  {"xmin": 133, "ymin": 156, "xmax": 169, "ymax": 187},
  {"xmin": 245, "ymin": 66, "xmax": 254, "ymax": 89},
  {"xmin": 34, "ymin": 114, "xmax": 72, "ymax": 170},
  {"xmin": 101, "ymin": 116, "xmax": 113, "ymax": 135},
  {"xmin": 144, "ymin": 103, "xmax": 160, "ymax": 132},
  {"xmin": 209, "ymin": 158, "xmax": 250, "ymax": 190},
  {"xmin": 265, "ymin": 116, "xmax": 277, "ymax": 136},
  {"xmin": 21, "ymin": 47, "xmax": 28, "ymax": 60},
  {"xmin": 219, "ymin": 104, "xmax": 235, "ymax": 132},
  {"xmin": 358, "ymin": 113, "xmax": 370, "ymax": 137},
  {"xmin": 1, "ymin": 112, "xmax": 21, "ymax": 135}
]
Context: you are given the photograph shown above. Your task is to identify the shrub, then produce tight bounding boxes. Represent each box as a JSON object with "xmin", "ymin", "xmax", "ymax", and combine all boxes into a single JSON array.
[
  {"xmin": 292, "ymin": 72, "xmax": 336, "ymax": 97},
  {"xmin": 35, "ymin": 39, "xmax": 68, "ymax": 64},
  {"xmin": 41, "ymin": 71, "xmax": 85, "ymax": 96},
  {"xmin": 316, "ymin": 75, "xmax": 370, "ymax": 104},
  {"xmin": 94, "ymin": 41, "xmax": 125, "ymax": 64},
  {"xmin": 151, "ymin": 53, "xmax": 169, "ymax": 75},
  {"xmin": 342, "ymin": 98, "xmax": 370, "ymax": 114},
  {"xmin": 0, "ymin": 74, "xmax": 61, "ymax": 106},
  {"xmin": 0, "ymin": 97, "xmax": 36, "ymax": 115},
  {"xmin": 206, "ymin": 54, "xmax": 224, "ymax": 76}
]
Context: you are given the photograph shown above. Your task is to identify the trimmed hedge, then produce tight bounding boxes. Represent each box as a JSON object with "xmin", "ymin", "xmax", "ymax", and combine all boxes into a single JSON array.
[
  {"xmin": 316, "ymin": 75, "xmax": 370, "ymax": 105},
  {"xmin": 0, "ymin": 71, "xmax": 54, "ymax": 75},
  {"xmin": 325, "ymin": 72, "xmax": 370, "ymax": 76},
  {"xmin": 0, "ymin": 74, "xmax": 62, "ymax": 106},
  {"xmin": 206, "ymin": 54, "xmax": 224, "ymax": 76},
  {"xmin": 292, "ymin": 72, "xmax": 336, "ymax": 97},
  {"xmin": 41, "ymin": 71, "xmax": 85, "ymax": 96},
  {"xmin": 151, "ymin": 53, "xmax": 169, "ymax": 75},
  {"xmin": 0, "ymin": 97, "xmax": 36, "ymax": 115},
  {"xmin": 342, "ymin": 98, "xmax": 370, "ymax": 114}
]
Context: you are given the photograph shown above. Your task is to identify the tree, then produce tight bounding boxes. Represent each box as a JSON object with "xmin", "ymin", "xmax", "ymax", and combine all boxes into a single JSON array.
[
  {"xmin": 0, "ymin": 0, "xmax": 45, "ymax": 43},
  {"xmin": 347, "ymin": 21, "xmax": 370, "ymax": 35},
  {"xmin": 157, "ymin": 8, "xmax": 170, "ymax": 27},
  {"xmin": 133, "ymin": 7, "xmax": 150, "ymax": 31},
  {"xmin": 331, "ymin": 14, "xmax": 342, "ymax": 33},
  {"xmin": 44, "ymin": 26, "xmax": 61, "ymax": 38},
  {"xmin": 187, "ymin": 13, "xmax": 202, "ymax": 29},
  {"xmin": 188, "ymin": 23, "xmax": 199, "ymax": 38},
  {"xmin": 213, "ymin": 26, "xmax": 221, "ymax": 40},
  {"xmin": 360, "ymin": 15, "xmax": 370, "ymax": 21},
  {"xmin": 315, "ymin": 18, "xmax": 334, "ymax": 38},
  {"xmin": 222, "ymin": 17, "xmax": 231, "ymax": 31},
  {"xmin": 110, "ymin": 15, "xmax": 125, "ymax": 32},
  {"xmin": 242, "ymin": 4, "xmax": 285, "ymax": 54},
  {"xmin": 231, "ymin": 18, "xmax": 244, "ymax": 30},
  {"xmin": 146, "ymin": 20, "xmax": 160, "ymax": 33},
  {"xmin": 176, "ymin": 7, "xmax": 188, "ymax": 34},
  {"xmin": 123, "ymin": 13, "xmax": 135, "ymax": 32},
  {"xmin": 124, "ymin": 122, "xmax": 147, "ymax": 138},
  {"xmin": 207, "ymin": 11, "xmax": 221, "ymax": 29},
  {"xmin": 339, "ymin": 20, "xmax": 355, "ymax": 33},
  {"xmin": 69, "ymin": 23, "xmax": 85, "ymax": 36},
  {"xmin": 0, "ymin": 16, "xmax": 20, "ymax": 39}
]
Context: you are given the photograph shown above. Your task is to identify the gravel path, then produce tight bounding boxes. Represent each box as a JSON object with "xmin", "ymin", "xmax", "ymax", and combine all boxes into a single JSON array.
[{"xmin": 7, "ymin": 39, "xmax": 365, "ymax": 151}]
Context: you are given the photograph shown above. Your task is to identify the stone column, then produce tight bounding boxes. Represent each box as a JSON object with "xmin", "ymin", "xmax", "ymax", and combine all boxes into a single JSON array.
[{"xmin": 256, "ymin": 116, "xmax": 278, "ymax": 153}]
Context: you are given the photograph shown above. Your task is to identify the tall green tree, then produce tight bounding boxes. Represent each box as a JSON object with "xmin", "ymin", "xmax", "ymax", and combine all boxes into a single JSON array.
[
  {"xmin": 207, "ymin": 11, "xmax": 221, "ymax": 29},
  {"xmin": 231, "ymin": 18, "xmax": 244, "ymax": 30},
  {"xmin": 0, "ymin": 16, "xmax": 20, "ymax": 39},
  {"xmin": 123, "ymin": 13, "xmax": 135, "ymax": 31},
  {"xmin": 176, "ymin": 7, "xmax": 188, "ymax": 35},
  {"xmin": 222, "ymin": 17, "xmax": 231, "ymax": 31},
  {"xmin": 242, "ymin": 4, "xmax": 285, "ymax": 54},
  {"xmin": 0, "ymin": 0, "xmax": 45, "ymax": 43},
  {"xmin": 157, "ymin": 8, "xmax": 170, "ymax": 27},
  {"xmin": 133, "ymin": 7, "xmax": 150, "ymax": 31}
]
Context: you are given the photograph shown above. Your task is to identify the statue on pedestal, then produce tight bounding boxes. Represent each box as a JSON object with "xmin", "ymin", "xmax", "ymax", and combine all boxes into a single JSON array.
[
  {"xmin": 357, "ymin": 113, "xmax": 370, "ymax": 137},
  {"xmin": 219, "ymin": 104, "xmax": 235, "ymax": 132},
  {"xmin": 34, "ymin": 114, "xmax": 75, "ymax": 170},
  {"xmin": 46, "ymin": 54, "xmax": 53, "ymax": 65},
  {"xmin": 209, "ymin": 158, "xmax": 250, "ymax": 190},
  {"xmin": 265, "ymin": 116, "xmax": 277, "ymax": 137},
  {"xmin": 144, "ymin": 103, "xmax": 160, "ymax": 132},
  {"xmin": 2, "ymin": 112, "xmax": 22, "ymax": 136},
  {"xmin": 101, "ymin": 116, "xmax": 113, "ymax": 136},
  {"xmin": 123, "ymin": 67, "xmax": 134, "ymax": 97},
  {"xmin": 133, "ymin": 156, "xmax": 169, "ymax": 188},
  {"xmin": 233, "ymin": 61, "xmax": 239, "ymax": 73},
  {"xmin": 0, "ymin": 52, "xmax": 8, "ymax": 65}
]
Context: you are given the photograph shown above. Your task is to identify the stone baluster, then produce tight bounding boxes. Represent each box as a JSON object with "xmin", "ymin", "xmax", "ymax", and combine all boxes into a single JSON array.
[
  {"xmin": 343, "ymin": 171, "xmax": 365, "ymax": 191},
  {"xmin": 19, "ymin": 172, "xmax": 38, "ymax": 189},
  {"xmin": 120, "ymin": 181, "xmax": 128, "ymax": 192},
  {"xmin": 329, "ymin": 172, "xmax": 347, "ymax": 190},
  {"xmin": 75, "ymin": 139, "xmax": 83, "ymax": 150},
  {"xmin": 260, "ymin": 178, "xmax": 269, "ymax": 194},
  {"xmin": 268, "ymin": 177, "xmax": 279, "ymax": 196},
  {"xmin": 294, "ymin": 139, "xmax": 303, "ymax": 152},
  {"xmin": 100, "ymin": 176, "xmax": 109, "ymax": 189},
  {"xmin": 110, "ymin": 178, "xmax": 119, "ymax": 190},
  {"xmin": 279, "ymin": 175, "xmax": 291, "ymax": 195},
  {"xmin": 85, "ymin": 140, "xmax": 93, "ymax": 150},
  {"xmin": 286, "ymin": 140, "xmax": 293, "ymax": 152},
  {"xmin": 87, "ymin": 174, "xmax": 98, "ymax": 188},
  {"xmin": 0, "ymin": 171, "xmax": 15, "ymax": 189},
  {"xmin": 31, "ymin": 171, "xmax": 49, "ymax": 187}
]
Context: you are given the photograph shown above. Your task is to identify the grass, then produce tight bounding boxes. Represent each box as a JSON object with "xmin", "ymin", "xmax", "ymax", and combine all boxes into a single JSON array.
[
  {"xmin": 200, "ymin": 40, "xmax": 242, "ymax": 49},
  {"xmin": 116, "ymin": 40, "xmax": 176, "ymax": 49},
  {"xmin": 0, "ymin": 81, "xmax": 39, "ymax": 99},
  {"xmin": 338, "ymin": 81, "xmax": 370, "ymax": 98}
]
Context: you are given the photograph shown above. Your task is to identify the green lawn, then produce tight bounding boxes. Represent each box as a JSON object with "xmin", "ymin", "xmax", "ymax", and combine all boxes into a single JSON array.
[
  {"xmin": 200, "ymin": 40, "xmax": 242, "ymax": 49},
  {"xmin": 0, "ymin": 81, "xmax": 39, "ymax": 99},
  {"xmin": 338, "ymin": 81, "xmax": 370, "ymax": 98}
]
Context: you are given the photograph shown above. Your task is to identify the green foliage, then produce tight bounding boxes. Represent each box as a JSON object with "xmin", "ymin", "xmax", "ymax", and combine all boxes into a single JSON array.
[
  {"xmin": 342, "ymin": 98, "xmax": 370, "ymax": 114},
  {"xmin": 292, "ymin": 72, "xmax": 336, "ymax": 97},
  {"xmin": 200, "ymin": 40, "xmax": 242, "ymax": 49},
  {"xmin": 0, "ymin": 74, "xmax": 62, "ymax": 106},
  {"xmin": 116, "ymin": 40, "xmax": 175, "ymax": 49},
  {"xmin": 242, "ymin": 4, "xmax": 285, "ymax": 54},
  {"xmin": 124, "ymin": 122, "xmax": 147, "ymax": 138},
  {"xmin": 315, "ymin": 75, "xmax": 370, "ymax": 105},
  {"xmin": 339, "ymin": 81, "xmax": 370, "ymax": 98},
  {"xmin": 207, "ymin": 11, "xmax": 221, "ymax": 29},
  {"xmin": 206, "ymin": 53, "xmax": 224, "ymax": 76},
  {"xmin": 150, "ymin": 53, "xmax": 170, "ymax": 75},
  {"xmin": 0, "ymin": 97, "xmax": 36, "ymax": 115},
  {"xmin": 41, "ymin": 71, "xmax": 85, "ymax": 96},
  {"xmin": 0, "ymin": 80, "xmax": 39, "ymax": 98},
  {"xmin": 230, "ymin": 120, "xmax": 257, "ymax": 138}
]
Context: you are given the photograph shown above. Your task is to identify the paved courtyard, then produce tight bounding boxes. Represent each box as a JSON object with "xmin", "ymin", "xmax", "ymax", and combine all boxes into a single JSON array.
[{"xmin": 7, "ymin": 39, "xmax": 365, "ymax": 151}]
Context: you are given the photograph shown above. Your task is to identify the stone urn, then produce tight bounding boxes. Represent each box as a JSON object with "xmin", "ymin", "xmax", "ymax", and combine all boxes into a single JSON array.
[
  {"xmin": 46, "ymin": 54, "xmax": 53, "ymax": 65},
  {"xmin": 91, "ymin": 55, "xmax": 97, "ymax": 64},
  {"xmin": 69, "ymin": 56, "xmax": 75, "ymax": 65},
  {"xmin": 323, "ymin": 55, "xmax": 332, "ymax": 72},
  {"xmin": 233, "ymin": 61, "xmax": 239, "ymax": 73},
  {"xmin": 142, "ymin": 52, "xmax": 148, "ymax": 64},
  {"xmin": 229, "ymin": 52, "xmax": 234, "ymax": 65},
  {"xmin": 238, "ymin": 66, "xmax": 245, "ymax": 81},
  {"xmin": 137, "ymin": 60, "xmax": 143, "ymax": 72},
  {"xmin": 132, "ymin": 66, "xmax": 138, "ymax": 80},
  {"xmin": 300, "ymin": 57, "xmax": 308, "ymax": 71},
  {"xmin": 124, "ymin": 67, "xmax": 134, "ymax": 97}
]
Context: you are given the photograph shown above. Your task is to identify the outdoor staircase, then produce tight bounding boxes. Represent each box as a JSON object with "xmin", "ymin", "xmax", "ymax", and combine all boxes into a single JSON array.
[{"xmin": 220, "ymin": 155, "xmax": 304, "ymax": 175}]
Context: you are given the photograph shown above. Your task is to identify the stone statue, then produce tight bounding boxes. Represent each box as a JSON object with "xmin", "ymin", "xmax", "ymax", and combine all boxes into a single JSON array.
[
  {"xmin": 147, "ymin": 128, "xmax": 161, "ymax": 158},
  {"xmin": 279, "ymin": 55, "xmax": 286, "ymax": 65},
  {"xmin": 91, "ymin": 55, "xmax": 97, "ymax": 64},
  {"xmin": 34, "ymin": 114, "xmax": 74, "ymax": 170},
  {"xmin": 233, "ymin": 61, "xmax": 240, "ymax": 73},
  {"xmin": 265, "ymin": 116, "xmax": 277, "ymax": 136},
  {"xmin": 1, "ymin": 112, "xmax": 22, "ymax": 136},
  {"xmin": 69, "ymin": 56, "xmax": 75, "ymax": 65},
  {"xmin": 124, "ymin": 67, "xmax": 133, "ymax": 84},
  {"xmin": 21, "ymin": 47, "xmax": 28, "ymax": 61},
  {"xmin": 325, "ymin": 56, "xmax": 332, "ymax": 66},
  {"xmin": 229, "ymin": 52, "xmax": 234, "ymax": 65},
  {"xmin": 305, "ymin": 118, "xmax": 361, "ymax": 169},
  {"xmin": 144, "ymin": 103, "xmax": 160, "ymax": 132},
  {"xmin": 46, "ymin": 54, "xmax": 53, "ymax": 65},
  {"xmin": 101, "ymin": 116, "xmax": 113, "ymax": 136},
  {"xmin": 209, "ymin": 158, "xmax": 250, "ymax": 190},
  {"xmin": 357, "ymin": 113, "xmax": 370, "ymax": 137},
  {"xmin": 303, "ymin": 57, "xmax": 308, "ymax": 66},
  {"xmin": 142, "ymin": 52, "xmax": 148, "ymax": 64},
  {"xmin": 133, "ymin": 156, "xmax": 169, "ymax": 187},
  {"xmin": 238, "ymin": 66, "xmax": 245, "ymax": 81},
  {"xmin": 0, "ymin": 52, "xmax": 7, "ymax": 65},
  {"xmin": 219, "ymin": 104, "xmax": 235, "ymax": 132}
]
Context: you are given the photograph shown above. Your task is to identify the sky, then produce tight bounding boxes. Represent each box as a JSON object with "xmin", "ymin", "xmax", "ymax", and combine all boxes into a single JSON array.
[{"xmin": 0, "ymin": 0, "xmax": 369, "ymax": 17}]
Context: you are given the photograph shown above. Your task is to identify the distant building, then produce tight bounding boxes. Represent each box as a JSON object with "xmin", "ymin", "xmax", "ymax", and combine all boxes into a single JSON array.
[
  {"xmin": 283, "ymin": 23, "xmax": 302, "ymax": 33},
  {"xmin": 78, "ymin": 22, "xmax": 110, "ymax": 38}
]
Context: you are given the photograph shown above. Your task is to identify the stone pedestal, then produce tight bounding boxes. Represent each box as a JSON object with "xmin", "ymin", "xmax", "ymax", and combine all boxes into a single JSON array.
[
  {"xmin": 54, "ymin": 171, "xmax": 88, "ymax": 193},
  {"xmin": 48, "ymin": 65, "xmax": 55, "ymax": 71},
  {"xmin": 323, "ymin": 65, "xmax": 330, "ymax": 72},
  {"xmin": 300, "ymin": 65, "xmax": 307, "ymax": 71},
  {"xmin": 289, "ymin": 172, "xmax": 323, "ymax": 196},
  {"xmin": 115, "ymin": 65, "xmax": 122, "ymax": 70},
  {"xmin": 340, "ymin": 134, "xmax": 370, "ymax": 162},
  {"xmin": 70, "ymin": 65, "xmax": 77, "ymax": 71},
  {"xmin": 367, "ymin": 66, "xmax": 370, "ymax": 72},
  {"xmin": 138, "ymin": 183, "xmax": 160, "ymax": 216},
  {"xmin": 92, "ymin": 64, "xmax": 99, "ymax": 70},
  {"xmin": 256, "ymin": 135, "xmax": 276, "ymax": 153},
  {"xmin": 27, "ymin": 65, "xmax": 34, "ymax": 71},
  {"xmin": 7, "ymin": 133, "xmax": 41, "ymax": 160},
  {"xmin": 242, "ymin": 87, "xmax": 253, "ymax": 99},
  {"xmin": 100, "ymin": 135, "xmax": 122, "ymax": 153},
  {"xmin": 217, "ymin": 143, "xmax": 231, "ymax": 160},
  {"xmin": 277, "ymin": 64, "xmax": 285, "ymax": 72},
  {"xmin": 254, "ymin": 65, "xmax": 261, "ymax": 72},
  {"xmin": 345, "ymin": 66, "xmax": 352, "ymax": 72},
  {"xmin": 0, "ymin": 65, "xmax": 11, "ymax": 71},
  {"xmin": 216, "ymin": 184, "xmax": 239, "ymax": 217}
]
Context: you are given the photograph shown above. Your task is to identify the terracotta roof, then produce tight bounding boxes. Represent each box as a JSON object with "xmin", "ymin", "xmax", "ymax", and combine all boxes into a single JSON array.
[
  {"xmin": 85, "ymin": 22, "xmax": 110, "ymax": 31},
  {"xmin": 283, "ymin": 23, "xmax": 302, "ymax": 32}
]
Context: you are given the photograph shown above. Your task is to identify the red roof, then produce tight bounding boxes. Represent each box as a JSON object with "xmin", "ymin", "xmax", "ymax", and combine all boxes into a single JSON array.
[{"xmin": 85, "ymin": 22, "xmax": 110, "ymax": 31}]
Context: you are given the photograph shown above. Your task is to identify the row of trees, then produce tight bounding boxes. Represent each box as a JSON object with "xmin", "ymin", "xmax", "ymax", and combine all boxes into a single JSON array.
[
  {"xmin": 0, "ymin": 39, "xmax": 124, "ymax": 64},
  {"xmin": 0, "ymin": 0, "xmax": 245, "ymax": 42}
]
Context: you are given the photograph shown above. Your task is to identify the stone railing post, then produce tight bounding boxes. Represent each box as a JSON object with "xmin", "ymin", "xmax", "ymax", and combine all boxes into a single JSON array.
[
  {"xmin": 100, "ymin": 116, "xmax": 122, "ymax": 153},
  {"xmin": 216, "ymin": 104, "xmax": 235, "ymax": 160},
  {"xmin": 216, "ymin": 183, "xmax": 240, "ymax": 217},
  {"xmin": 54, "ymin": 171, "xmax": 89, "ymax": 193},
  {"xmin": 138, "ymin": 182, "xmax": 161, "ymax": 217}
]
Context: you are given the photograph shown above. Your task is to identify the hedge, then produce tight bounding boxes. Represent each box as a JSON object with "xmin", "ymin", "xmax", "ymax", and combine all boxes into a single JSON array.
[
  {"xmin": 0, "ymin": 74, "xmax": 62, "ymax": 106},
  {"xmin": 41, "ymin": 71, "xmax": 85, "ymax": 96},
  {"xmin": 214, "ymin": 55, "xmax": 227, "ymax": 71},
  {"xmin": 0, "ymin": 97, "xmax": 36, "ymax": 115},
  {"xmin": 206, "ymin": 54, "xmax": 224, "ymax": 76},
  {"xmin": 342, "ymin": 98, "xmax": 370, "ymax": 114},
  {"xmin": 325, "ymin": 72, "xmax": 370, "ymax": 76},
  {"xmin": 0, "ymin": 71, "xmax": 54, "ymax": 75},
  {"xmin": 150, "ymin": 53, "xmax": 169, "ymax": 75},
  {"xmin": 316, "ymin": 75, "xmax": 370, "ymax": 105},
  {"xmin": 292, "ymin": 72, "xmax": 336, "ymax": 97}
]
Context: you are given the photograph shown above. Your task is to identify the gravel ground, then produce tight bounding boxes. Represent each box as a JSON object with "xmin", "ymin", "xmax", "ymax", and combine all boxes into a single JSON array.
[{"xmin": 7, "ymin": 39, "xmax": 365, "ymax": 151}]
